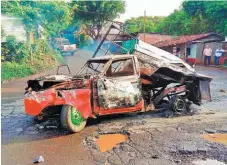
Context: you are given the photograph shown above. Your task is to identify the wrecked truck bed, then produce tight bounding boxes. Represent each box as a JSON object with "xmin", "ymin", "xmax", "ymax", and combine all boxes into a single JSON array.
[{"xmin": 24, "ymin": 23, "xmax": 212, "ymax": 133}]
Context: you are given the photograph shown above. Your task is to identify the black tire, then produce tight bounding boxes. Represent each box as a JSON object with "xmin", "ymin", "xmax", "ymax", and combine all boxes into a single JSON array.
[
  {"xmin": 170, "ymin": 96, "xmax": 186, "ymax": 113},
  {"xmin": 60, "ymin": 105, "xmax": 86, "ymax": 133}
]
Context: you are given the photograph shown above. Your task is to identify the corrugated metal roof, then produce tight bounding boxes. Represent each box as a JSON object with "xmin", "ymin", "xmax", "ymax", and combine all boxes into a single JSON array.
[
  {"xmin": 154, "ymin": 33, "xmax": 222, "ymax": 48},
  {"xmin": 138, "ymin": 33, "xmax": 173, "ymax": 45}
]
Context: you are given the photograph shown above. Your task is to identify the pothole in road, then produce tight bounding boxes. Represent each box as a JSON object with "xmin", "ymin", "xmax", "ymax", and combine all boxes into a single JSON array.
[
  {"xmin": 202, "ymin": 134, "xmax": 227, "ymax": 145},
  {"xmin": 96, "ymin": 133, "xmax": 129, "ymax": 152}
]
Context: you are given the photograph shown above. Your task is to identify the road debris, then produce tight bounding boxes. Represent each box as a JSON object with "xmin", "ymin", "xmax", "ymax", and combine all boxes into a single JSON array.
[
  {"xmin": 204, "ymin": 129, "xmax": 217, "ymax": 134},
  {"xmin": 46, "ymin": 125, "xmax": 58, "ymax": 129},
  {"xmin": 219, "ymin": 89, "xmax": 226, "ymax": 93},
  {"xmin": 33, "ymin": 156, "xmax": 44, "ymax": 164},
  {"xmin": 151, "ymin": 155, "xmax": 159, "ymax": 159}
]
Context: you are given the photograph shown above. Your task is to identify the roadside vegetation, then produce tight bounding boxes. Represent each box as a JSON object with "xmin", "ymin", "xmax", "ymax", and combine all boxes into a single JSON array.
[
  {"xmin": 2, "ymin": 1, "xmax": 225, "ymax": 81},
  {"xmin": 1, "ymin": 35, "xmax": 63, "ymax": 81},
  {"xmin": 1, "ymin": 0, "xmax": 125, "ymax": 81},
  {"xmin": 1, "ymin": 1, "xmax": 72, "ymax": 82},
  {"xmin": 124, "ymin": 1, "xmax": 227, "ymax": 36}
]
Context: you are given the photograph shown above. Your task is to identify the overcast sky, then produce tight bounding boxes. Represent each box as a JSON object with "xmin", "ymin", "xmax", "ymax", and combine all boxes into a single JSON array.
[{"xmin": 115, "ymin": 0, "xmax": 183, "ymax": 22}]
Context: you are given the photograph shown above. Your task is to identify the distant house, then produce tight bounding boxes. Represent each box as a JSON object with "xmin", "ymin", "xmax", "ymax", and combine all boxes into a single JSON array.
[
  {"xmin": 138, "ymin": 33, "xmax": 173, "ymax": 45},
  {"xmin": 154, "ymin": 33, "xmax": 226, "ymax": 65}
]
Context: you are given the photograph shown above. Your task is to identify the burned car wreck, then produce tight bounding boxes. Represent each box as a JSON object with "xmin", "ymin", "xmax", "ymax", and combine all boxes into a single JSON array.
[{"xmin": 24, "ymin": 23, "xmax": 212, "ymax": 133}]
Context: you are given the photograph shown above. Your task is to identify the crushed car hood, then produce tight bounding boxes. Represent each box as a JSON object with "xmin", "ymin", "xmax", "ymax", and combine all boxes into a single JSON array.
[
  {"xmin": 135, "ymin": 40, "xmax": 195, "ymax": 72},
  {"xmin": 133, "ymin": 40, "xmax": 212, "ymax": 81},
  {"xmin": 36, "ymin": 74, "xmax": 73, "ymax": 81}
]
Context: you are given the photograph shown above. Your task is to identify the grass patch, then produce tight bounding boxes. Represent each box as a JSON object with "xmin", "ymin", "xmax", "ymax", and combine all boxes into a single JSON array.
[{"xmin": 1, "ymin": 62, "xmax": 35, "ymax": 81}]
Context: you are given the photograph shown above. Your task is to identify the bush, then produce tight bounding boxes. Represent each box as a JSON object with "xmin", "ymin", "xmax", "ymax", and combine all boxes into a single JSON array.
[
  {"xmin": 1, "ymin": 38, "xmax": 64, "ymax": 82},
  {"xmin": 2, "ymin": 35, "xmax": 30, "ymax": 62},
  {"xmin": 1, "ymin": 62, "xmax": 35, "ymax": 81}
]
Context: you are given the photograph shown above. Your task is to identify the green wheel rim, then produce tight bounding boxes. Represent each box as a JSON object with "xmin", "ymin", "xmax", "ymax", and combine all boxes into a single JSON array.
[{"xmin": 70, "ymin": 106, "xmax": 84, "ymax": 126}]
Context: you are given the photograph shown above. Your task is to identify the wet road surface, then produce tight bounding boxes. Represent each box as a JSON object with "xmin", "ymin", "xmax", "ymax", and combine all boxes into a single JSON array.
[{"xmin": 2, "ymin": 51, "xmax": 227, "ymax": 165}]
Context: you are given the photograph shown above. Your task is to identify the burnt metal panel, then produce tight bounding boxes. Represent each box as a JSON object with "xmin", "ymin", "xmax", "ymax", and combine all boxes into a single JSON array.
[{"xmin": 199, "ymin": 80, "xmax": 212, "ymax": 102}]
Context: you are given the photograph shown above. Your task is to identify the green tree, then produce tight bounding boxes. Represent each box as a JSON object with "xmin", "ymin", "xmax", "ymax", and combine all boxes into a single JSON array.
[
  {"xmin": 155, "ymin": 1, "xmax": 227, "ymax": 36},
  {"xmin": 124, "ymin": 16, "xmax": 164, "ymax": 33},
  {"xmin": 1, "ymin": 35, "xmax": 29, "ymax": 62},
  {"xmin": 1, "ymin": 1, "xmax": 73, "ymax": 38},
  {"xmin": 71, "ymin": 0, "xmax": 125, "ymax": 40},
  {"xmin": 182, "ymin": 1, "xmax": 227, "ymax": 36},
  {"xmin": 155, "ymin": 10, "xmax": 199, "ymax": 35}
]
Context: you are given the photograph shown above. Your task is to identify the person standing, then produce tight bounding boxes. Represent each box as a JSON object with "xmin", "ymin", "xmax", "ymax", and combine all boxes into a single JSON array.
[
  {"xmin": 203, "ymin": 44, "xmax": 212, "ymax": 66},
  {"xmin": 214, "ymin": 46, "xmax": 227, "ymax": 67},
  {"xmin": 173, "ymin": 46, "xmax": 177, "ymax": 56}
]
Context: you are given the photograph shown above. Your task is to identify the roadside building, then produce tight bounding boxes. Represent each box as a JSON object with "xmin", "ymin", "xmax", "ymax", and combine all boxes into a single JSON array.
[
  {"xmin": 137, "ymin": 33, "xmax": 173, "ymax": 45},
  {"xmin": 154, "ymin": 33, "xmax": 225, "ymax": 65},
  {"xmin": 221, "ymin": 38, "xmax": 227, "ymax": 67}
]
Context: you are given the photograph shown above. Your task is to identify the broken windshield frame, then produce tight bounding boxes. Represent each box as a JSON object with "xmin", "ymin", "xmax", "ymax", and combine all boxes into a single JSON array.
[{"xmin": 76, "ymin": 60, "xmax": 110, "ymax": 77}]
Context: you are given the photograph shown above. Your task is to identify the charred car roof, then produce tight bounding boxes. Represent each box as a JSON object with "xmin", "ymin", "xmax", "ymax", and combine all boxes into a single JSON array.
[{"xmin": 87, "ymin": 55, "xmax": 135, "ymax": 62}]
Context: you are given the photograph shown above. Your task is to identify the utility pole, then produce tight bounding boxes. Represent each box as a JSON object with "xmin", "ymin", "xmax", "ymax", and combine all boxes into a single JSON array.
[{"xmin": 143, "ymin": 10, "xmax": 146, "ymax": 42}]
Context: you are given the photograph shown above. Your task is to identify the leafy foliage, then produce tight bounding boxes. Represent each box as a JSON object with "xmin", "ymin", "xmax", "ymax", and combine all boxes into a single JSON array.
[
  {"xmin": 1, "ymin": 1, "xmax": 66, "ymax": 81},
  {"xmin": 74, "ymin": 24, "xmax": 94, "ymax": 47},
  {"xmin": 71, "ymin": 0, "xmax": 125, "ymax": 39},
  {"xmin": 2, "ymin": 35, "xmax": 30, "ymax": 62},
  {"xmin": 1, "ymin": 1, "xmax": 73, "ymax": 37},
  {"xmin": 1, "ymin": 62, "xmax": 35, "ymax": 81},
  {"xmin": 182, "ymin": 1, "xmax": 227, "ymax": 36},
  {"xmin": 154, "ymin": 10, "xmax": 210, "ymax": 35},
  {"xmin": 124, "ymin": 16, "xmax": 164, "ymax": 33},
  {"xmin": 124, "ymin": 1, "xmax": 227, "ymax": 36},
  {"xmin": 1, "ymin": 38, "xmax": 63, "ymax": 81}
]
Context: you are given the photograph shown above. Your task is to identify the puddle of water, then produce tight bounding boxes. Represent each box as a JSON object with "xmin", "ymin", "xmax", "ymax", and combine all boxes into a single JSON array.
[
  {"xmin": 202, "ymin": 133, "xmax": 227, "ymax": 145},
  {"xmin": 193, "ymin": 159, "xmax": 226, "ymax": 165},
  {"xmin": 96, "ymin": 134, "xmax": 128, "ymax": 152}
]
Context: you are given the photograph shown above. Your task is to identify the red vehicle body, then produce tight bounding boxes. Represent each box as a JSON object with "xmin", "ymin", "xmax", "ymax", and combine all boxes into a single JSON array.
[{"xmin": 24, "ymin": 23, "xmax": 212, "ymax": 133}]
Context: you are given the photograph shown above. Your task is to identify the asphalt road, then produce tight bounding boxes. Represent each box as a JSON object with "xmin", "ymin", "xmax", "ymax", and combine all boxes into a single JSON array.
[{"xmin": 1, "ymin": 50, "xmax": 227, "ymax": 165}]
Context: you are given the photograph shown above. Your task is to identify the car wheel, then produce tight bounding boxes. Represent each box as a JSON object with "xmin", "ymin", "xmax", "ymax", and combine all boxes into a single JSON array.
[
  {"xmin": 170, "ymin": 96, "xmax": 186, "ymax": 113},
  {"xmin": 60, "ymin": 105, "xmax": 86, "ymax": 133}
]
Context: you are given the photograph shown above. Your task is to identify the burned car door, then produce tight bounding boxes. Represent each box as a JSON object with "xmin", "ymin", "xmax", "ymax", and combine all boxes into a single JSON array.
[{"xmin": 97, "ymin": 57, "xmax": 142, "ymax": 112}]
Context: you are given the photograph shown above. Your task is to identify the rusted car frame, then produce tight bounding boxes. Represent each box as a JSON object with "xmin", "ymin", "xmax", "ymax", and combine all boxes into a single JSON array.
[{"xmin": 24, "ymin": 22, "xmax": 212, "ymax": 133}]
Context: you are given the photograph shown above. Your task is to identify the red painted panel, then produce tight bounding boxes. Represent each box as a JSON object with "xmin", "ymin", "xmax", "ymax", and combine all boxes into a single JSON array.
[
  {"xmin": 24, "ymin": 89, "xmax": 92, "ymax": 119},
  {"xmin": 187, "ymin": 58, "xmax": 196, "ymax": 64},
  {"xmin": 220, "ymin": 57, "xmax": 227, "ymax": 65},
  {"xmin": 98, "ymin": 100, "xmax": 144, "ymax": 116}
]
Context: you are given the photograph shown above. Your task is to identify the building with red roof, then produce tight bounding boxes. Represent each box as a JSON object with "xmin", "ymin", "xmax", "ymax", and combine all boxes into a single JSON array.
[{"xmin": 153, "ymin": 33, "xmax": 225, "ymax": 65}]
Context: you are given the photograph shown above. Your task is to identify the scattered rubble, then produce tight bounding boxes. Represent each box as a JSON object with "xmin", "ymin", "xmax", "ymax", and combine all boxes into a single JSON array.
[
  {"xmin": 219, "ymin": 89, "xmax": 226, "ymax": 93},
  {"xmin": 205, "ymin": 129, "xmax": 217, "ymax": 134},
  {"xmin": 33, "ymin": 156, "xmax": 44, "ymax": 164}
]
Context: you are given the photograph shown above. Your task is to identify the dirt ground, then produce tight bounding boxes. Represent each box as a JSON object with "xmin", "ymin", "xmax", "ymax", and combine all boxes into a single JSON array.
[{"xmin": 1, "ymin": 50, "xmax": 227, "ymax": 165}]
